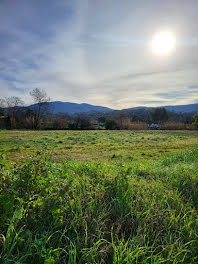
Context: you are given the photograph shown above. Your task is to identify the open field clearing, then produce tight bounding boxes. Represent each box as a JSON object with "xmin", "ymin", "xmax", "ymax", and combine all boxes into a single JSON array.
[
  {"xmin": 1, "ymin": 130, "xmax": 198, "ymax": 162},
  {"xmin": 1, "ymin": 130, "xmax": 198, "ymax": 263}
]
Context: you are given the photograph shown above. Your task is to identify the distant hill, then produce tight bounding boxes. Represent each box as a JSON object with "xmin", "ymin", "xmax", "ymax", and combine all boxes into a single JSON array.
[
  {"xmin": 3, "ymin": 101, "xmax": 198, "ymax": 115},
  {"xmin": 164, "ymin": 103, "xmax": 198, "ymax": 113},
  {"xmin": 30, "ymin": 101, "xmax": 113, "ymax": 115},
  {"xmin": 27, "ymin": 101, "xmax": 198, "ymax": 115},
  {"xmin": 125, "ymin": 103, "xmax": 198, "ymax": 113}
]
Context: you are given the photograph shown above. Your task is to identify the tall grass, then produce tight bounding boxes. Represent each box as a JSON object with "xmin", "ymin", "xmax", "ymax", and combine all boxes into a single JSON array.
[{"xmin": 0, "ymin": 148, "xmax": 198, "ymax": 263}]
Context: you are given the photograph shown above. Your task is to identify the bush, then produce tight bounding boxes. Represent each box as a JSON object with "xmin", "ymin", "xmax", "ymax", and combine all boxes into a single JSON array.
[
  {"xmin": 105, "ymin": 118, "xmax": 118, "ymax": 130},
  {"xmin": 192, "ymin": 112, "xmax": 198, "ymax": 129}
]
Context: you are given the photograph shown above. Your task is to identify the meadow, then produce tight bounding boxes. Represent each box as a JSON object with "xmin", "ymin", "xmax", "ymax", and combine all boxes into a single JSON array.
[{"xmin": 0, "ymin": 130, "xmax": 198, "ymax": 263}]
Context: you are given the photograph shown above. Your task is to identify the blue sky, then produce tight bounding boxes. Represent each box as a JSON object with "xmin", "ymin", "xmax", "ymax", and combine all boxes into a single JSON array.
[{"xmin": 0, "ymin": 0, "xmax": 198, "ymax": 109}]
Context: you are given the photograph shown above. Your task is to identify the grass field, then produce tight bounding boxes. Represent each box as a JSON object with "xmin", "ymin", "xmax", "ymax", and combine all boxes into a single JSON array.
[
  {"xmin": 0, "ymin": 130, "xmax": 198, "ymax": 263},
  {"xmin": 1, "ymin": 130, "xmax": 198, "ymax": 162}
]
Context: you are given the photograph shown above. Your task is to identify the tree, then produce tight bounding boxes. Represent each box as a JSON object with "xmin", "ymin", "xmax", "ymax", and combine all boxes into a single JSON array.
[
  {"xmin": 0, "ymin": 100, "xmax": 6, "ymax": 129},
  {"xmin": 117, "ymin": 111, "xmax": 131, "ymax": 129},
  {"xmin": 150, "ymin": 108, "xmax": 169, "ymax": 124},
  {"xmin": 0, "ymin": 108, "xmax": 4, "ymax": 117},
  {"xmin": 29, "ymin": 88, "xmax": 50, "ymax": 129},
  {"xmin": 51, "ymin": 115, "xmax": 67, "ymax": 130},
  {"xmin": 97, "ymin": 116, "xmax": 106, "ymax": 124},
  {"xmin": 0, "ymin": 98, "xmax": 6, "ymax": 109},
  {"xmin": 192, "ymin": 112, "xmax": 198, "ymax": 129},
  {"xmin": 23, "ymin": 108, "xmax": 35, "ymax": 129},
  {"xmin": 105, "ymin": 118, "xmax": 117, "ymax": 130},
  {"xmin": 69, "ymin": 115, "xmax": 92, "ymax": 130},
  {"xmin": 0, "ymin": 96, "xmax": 24, "ymax": 129}
]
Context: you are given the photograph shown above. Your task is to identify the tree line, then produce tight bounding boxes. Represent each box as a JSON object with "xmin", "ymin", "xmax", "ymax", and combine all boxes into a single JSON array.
[
  {"xmin": 0, "ymin": 88, "xmax": 198, "ymax": 130},
  {"xmin": 0, "ymin": 88, "xmax": 49, "ymax": 129}
]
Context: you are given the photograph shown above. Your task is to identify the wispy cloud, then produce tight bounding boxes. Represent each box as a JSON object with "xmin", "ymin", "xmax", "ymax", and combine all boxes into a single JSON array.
[{"xmin": 0, "ymin": 0, "xmax": 198, "ymax": 108}]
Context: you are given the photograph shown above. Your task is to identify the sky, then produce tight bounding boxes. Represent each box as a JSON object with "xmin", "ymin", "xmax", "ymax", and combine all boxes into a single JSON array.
[{"xmin": 0, "ymin": 0, "xmax": 198, "ymax": 109}]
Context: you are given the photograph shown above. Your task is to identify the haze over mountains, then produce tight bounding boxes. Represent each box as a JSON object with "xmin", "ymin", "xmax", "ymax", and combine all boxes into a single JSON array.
[
  {"xmin": 126, "ymin": 103, "xmax": 198, "ymax": 114},
  {"xmin": 30, "ymin": 101, "xmax": 198, "ymax": 115}
]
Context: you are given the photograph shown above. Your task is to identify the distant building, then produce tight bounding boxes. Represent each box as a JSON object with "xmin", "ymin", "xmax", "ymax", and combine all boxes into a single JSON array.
[{"xmin": 149, "ymin": 123, "xmax": 161, "ymax": 130}]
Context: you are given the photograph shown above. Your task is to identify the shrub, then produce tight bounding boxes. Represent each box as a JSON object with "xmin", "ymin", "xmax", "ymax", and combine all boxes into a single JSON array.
[
  {"xmin": 192, "ymin": 112, "xmax": 198, "ymax": 129},
  {"xmin": 104, "ymin": 118, "xmax": 118, "ymax": 130}
]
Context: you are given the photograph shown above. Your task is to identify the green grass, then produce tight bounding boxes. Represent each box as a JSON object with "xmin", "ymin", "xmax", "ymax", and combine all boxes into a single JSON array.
[
  {"xmin": 0, "ymin": 130, "xmax": 198, "ymax": 162},
  {"xmin": 0, "ymin": 130, "xmax": 198, "ymax": 263}
]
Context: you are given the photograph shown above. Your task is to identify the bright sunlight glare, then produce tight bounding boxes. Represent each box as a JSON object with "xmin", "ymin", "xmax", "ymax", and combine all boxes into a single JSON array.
[{"xmin": 151, "ymin": 31, "xmax": 176, "ymax": 55}]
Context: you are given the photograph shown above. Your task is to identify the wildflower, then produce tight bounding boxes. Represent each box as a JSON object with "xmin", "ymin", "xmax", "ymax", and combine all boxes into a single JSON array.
[
  {"xmin": 17, "ymin": 177, "xmax": 20, "ymax": 179},
  {"xmin": 58, "ymin": 187, "xmax": 63, "ymax": 192},
  {"xmin": 2, "ymin": 183, "xmax": 6, "ymax": 187},
  {"xmin": 42, "ymin": 151, "xmax": 45, "ymax": 154},
  {"xmin": 16, "ymin": 167, "xmax": 20, "ymax": 170},
  {"xmin": 62, "ymin": 183, "xmax": 65, "ymax": 187},
  {"xmin": 52, "ymin": 193, "xmax": 57, "ymax": 197},
  {"xmin": 72, "ymin": 184, "xmax": 75, "ymax": 187},
  {"xmin": 64, "ymin": 194, "xmax": 66, "ymax": 198}
]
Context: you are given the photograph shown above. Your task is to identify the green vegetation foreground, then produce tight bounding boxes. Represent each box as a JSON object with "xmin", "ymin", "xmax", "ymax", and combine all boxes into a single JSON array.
[{"xmin": 0, "ymin": 131, "xmax": 198, "ymax": 263}]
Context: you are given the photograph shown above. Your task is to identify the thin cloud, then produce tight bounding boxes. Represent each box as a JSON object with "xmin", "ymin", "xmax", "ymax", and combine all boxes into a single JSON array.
[{"xmin": 0, "ymin": 0, "xmax": 198, "ymax": 108}]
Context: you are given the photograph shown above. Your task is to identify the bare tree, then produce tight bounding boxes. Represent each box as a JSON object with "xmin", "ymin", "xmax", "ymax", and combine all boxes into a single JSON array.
[
  {"xmin": 0, "ymin": 96, "xmax": 24, "ymax": 129},
  {"xmin": 29, "ymin": 88, "xmax": 50, "ymax": 129},
  {"xmin": 0, "ymin": 98, "xmax": 6, "ymax": 108},
  {"xmin": 117, "ymin": 111, "xmax": 131, "ymax": 129}
]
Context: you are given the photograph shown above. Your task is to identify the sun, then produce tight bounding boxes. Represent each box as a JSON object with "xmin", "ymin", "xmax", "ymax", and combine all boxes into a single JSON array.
[{"xmin": 151, "ymin": 31, "xmax": 176, "ymax": 55}]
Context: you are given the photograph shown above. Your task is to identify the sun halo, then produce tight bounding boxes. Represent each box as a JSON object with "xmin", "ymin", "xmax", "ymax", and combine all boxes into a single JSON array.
[{"xmin": 151, "ymin": 31, "xmax": 176, "ymax": 56}]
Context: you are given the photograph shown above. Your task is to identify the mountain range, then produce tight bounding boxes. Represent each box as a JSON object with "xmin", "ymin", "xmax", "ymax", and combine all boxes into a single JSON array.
[
  {"xmin": 34, "ymin": 101, "xmax": 112, "ymax": 114},
  {"xmin": 3, "ymin": 101, "xmax": 197, "ymax": 115},
  {"xmin": 125, "ymin": 103, "xmax": 198, "ymax": 114},
  {"xmin": 34, "ymin": 101, "xmax": 198, "ymax": 115}
]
